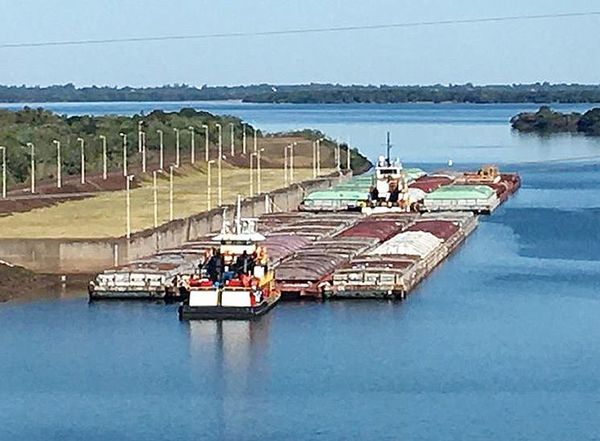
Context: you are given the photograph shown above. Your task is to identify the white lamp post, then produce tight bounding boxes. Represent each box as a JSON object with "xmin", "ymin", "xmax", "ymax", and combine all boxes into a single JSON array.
[
  {"xmin": 189, "ymin": 126, "xmax": 195, "ymax": 165},
  {"xmin": 249, "ymin": 152, "xmax": 257, "ymax": 197},
  {"xmin": 0, "ymin": 146, "xmax": 6, "ymax": 199},
  {"xmin": 290, "ymin": 142, "xmax": 296, "ymax": 183},
  {"xmin": 207, "ymin": 160, "xmax": 215, "ymax": 211},
  {"xmin": 284, "ymin": 145, "xmax": 289, "ymax": 187},
  {"xmin": 215, "ymin": 123, "xmax": 223, "ymax": 206},
  {"xmin": 53, "ymin": 140, "xmax": 61, "ymax": 188},
  {"xmin": 202, "ymin": 124, "xmax": 209, "ymax": 162},
  {"xmin": 126, "ymin": 174, "xmax": 134, "ymax": 239},
  {"xmin": 77, "ymin": 137, "xmax": 86, "ymax": 184},
  {"xmin": 257, "ymin": 148, "xmax": 264, "ymax": 194},
  {"xmin": 156, "ymin": 130, "xmax": 164, "ymax": 170},
  {"xmin": 317, "ymin": 138, "xmax": 323, "ymax": 175},
  {"xmin": 137, "ymin": 121, "xmax": 143, "ymax": 152},
  {"xmin": 119, "ymin": 133, "xmax": 127, "ymax": 176},
  {"xmin": 229, "ymin": 122, "xmax": 235, "ymax": 156},
  {"xmin": 173, "ymin": 128, "xmax": 180, "ymax": 168},
  {"xmin": 169, "ymin": 165, "xmax": 174, "ymax": 221},
  {"xmin": 242, "ymin": 123, "xmax": 247, "ymax": 155},
  {"xmin": 27, "ymin": 142, "xmax": 35, "ymax": 193},
  {"xmin": 312, "ymin": 141, "xmax": 317, "ymax": 178},
  {"xmin": 153, "ymin": 170, "xmax": 158, "ymax": 228},
  {"xmin": 253, "ymin": 127, "xmax": 258, "ymax": 153},
  {"xmin": 346, "ymin": 144, "xmax": 351, "ymax": 170},
  {"xmin": 141, "ymin": 131, "xmax": 147, "ymax": 173},
  {"xmin": 99, "ymin": 135, "xmax": 107, "ymax": 180}
]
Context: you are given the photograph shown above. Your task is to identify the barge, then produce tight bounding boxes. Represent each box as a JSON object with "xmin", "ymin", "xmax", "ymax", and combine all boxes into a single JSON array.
[
  {"xmin": 88, "ymin": 239, "xmax": 214, "ymax": 300},
  {"xmin": 326, "ymin": 213, "xmax": 477, "ymax": 299},
  {"xmin": 275, "ymin": 214, "xmax": 414, "ymax": 298}
]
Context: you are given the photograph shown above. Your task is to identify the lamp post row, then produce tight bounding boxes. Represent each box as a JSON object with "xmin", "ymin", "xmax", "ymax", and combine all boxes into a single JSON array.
[
  {"xmin": 0, "ymin": 128, "xmax": 343, "ymax": 241},
  {"xmin": 0, "ymin": 124, "xmax": 231, "ymax": 196}
]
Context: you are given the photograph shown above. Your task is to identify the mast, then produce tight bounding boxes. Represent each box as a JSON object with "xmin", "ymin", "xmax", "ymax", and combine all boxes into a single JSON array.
[
  {"xmin": 386, "ymin": 131, "xmax": 392, "ymax": 166},
  {"xmin": 235, "ymin": 194, "xmax": 242, "ymax": 234}
]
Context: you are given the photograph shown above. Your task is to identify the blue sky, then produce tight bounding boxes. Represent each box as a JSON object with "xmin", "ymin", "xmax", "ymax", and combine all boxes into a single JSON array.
[{"xmin": 0, "ymin": 0, "xmax": 599, "ymax": 86}]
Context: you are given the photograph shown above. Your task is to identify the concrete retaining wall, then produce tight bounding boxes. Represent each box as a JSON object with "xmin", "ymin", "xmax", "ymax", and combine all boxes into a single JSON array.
[{"xmin": 0, "ymin": 174, "xmax": 347, "ymax": 274}]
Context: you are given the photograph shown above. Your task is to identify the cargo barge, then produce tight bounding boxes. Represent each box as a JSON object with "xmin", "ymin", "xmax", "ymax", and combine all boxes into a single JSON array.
[
  {"xmin": 275, "ymin": 214, "xmax": 415, "ymax": 298},
  {"xmin": 326, "ymin": 213, "xmax": 478, "ymax": 299},
  {"xmin": 87, "ymin": 244, "xmax": 213, "ymax": 301}
]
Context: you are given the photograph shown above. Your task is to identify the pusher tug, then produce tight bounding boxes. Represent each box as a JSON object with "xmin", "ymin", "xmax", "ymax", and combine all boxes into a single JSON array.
[
  {"xmin": 362, "ymin": 133, "xmax": 424, "ymax": 215},
  {"xmin": 178, "ymin": 200, "xmax": 280, "ymax": 320}
]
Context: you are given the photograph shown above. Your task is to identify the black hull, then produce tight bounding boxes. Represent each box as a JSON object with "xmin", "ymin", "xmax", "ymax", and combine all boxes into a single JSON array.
[{"xmin": 178, "ymin": 299, "xmax": 278, "ymax": 320}]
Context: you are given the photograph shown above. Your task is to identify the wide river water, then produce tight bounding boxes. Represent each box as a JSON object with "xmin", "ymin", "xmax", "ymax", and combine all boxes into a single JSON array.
[{"xmin": 1, "ymin": 102, "xmax": 599, "ymax": 441}]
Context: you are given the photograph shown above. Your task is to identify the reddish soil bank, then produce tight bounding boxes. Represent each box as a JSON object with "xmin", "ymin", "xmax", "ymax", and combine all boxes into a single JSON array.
[{"xmin": 0, "ymin": 262, "xmax": 90, "ymax": 303}]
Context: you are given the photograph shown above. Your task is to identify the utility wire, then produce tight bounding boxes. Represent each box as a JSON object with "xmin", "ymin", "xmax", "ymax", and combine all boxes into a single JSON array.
[{"xmin": 1, "ymin": 11, "xmax": 599, "ymax": 49}]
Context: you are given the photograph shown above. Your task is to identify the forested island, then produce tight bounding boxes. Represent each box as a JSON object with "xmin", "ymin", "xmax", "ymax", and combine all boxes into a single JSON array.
[
  {"xmin": 510, "ymin": 106, "xmax": 600, "ymax": 135},
  {"xmin": 2, "ymin": 83, "xmax": 600, "ymax": 104}
]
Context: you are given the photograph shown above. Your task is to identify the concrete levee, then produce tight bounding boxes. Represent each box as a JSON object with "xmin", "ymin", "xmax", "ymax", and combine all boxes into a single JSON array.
[{"xmin": 0, "ymin": 174, "xmax": 347, "ymax": 274}]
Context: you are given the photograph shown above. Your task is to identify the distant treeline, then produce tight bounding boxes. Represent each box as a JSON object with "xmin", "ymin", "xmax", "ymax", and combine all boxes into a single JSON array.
[
  {"xmin": 511, "ymin": 106, "xmax": 600, "ymax": 135},
  {"xmin": 3, "ymin": 83, "xmax": 600, "ymax": 104}
]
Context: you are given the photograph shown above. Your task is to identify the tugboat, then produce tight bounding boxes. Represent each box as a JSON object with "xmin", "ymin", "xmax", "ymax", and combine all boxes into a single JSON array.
[
  {"xmin": 178, "ymin": 211, "xmax": 280, "ymax": 320},
  {"xmin": 362, "ymin": 132, "xmax": 422, "ymax": 214}
]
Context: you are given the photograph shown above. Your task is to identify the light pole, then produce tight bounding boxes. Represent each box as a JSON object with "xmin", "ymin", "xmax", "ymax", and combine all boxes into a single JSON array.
[
  {"xmin": 77, "ymin": 137, "xmax": 85, "ymax": 184},
  {"xmin": 202, "ymin": 124, "xmax": 209, "ymax": 162},
  {"xmin": 336, "ymin": 141, "xmax": 341, "ymax": 172},
  {"xmin": 207, "ymin": 160, "xmax": 215, "ymax": 211},
  {"xmin": 312, "ymin": 141, "xmax": 317, "ymax": 178},
  {"xmin": 249, "ymin": 152, "xmax": 257, "ymax": 197},
  {"xmin": 137, "ymin": 121, "xmax": 143, "ymax": 152},
  {"xmin": 99, "ymin": 135, "xmax": 107, "ymax": 180},
  {"xmin": 53, "ymin": 140, "xmax": 61, "ymax": 188},
  {"xmin": 141, "ymin": 131, "xmax": 147, "ymax": 173},
  {"xmin": 189, "ymin": 126, "xmax": 195, "ymax": 165},
  {"xmin": 284, "ymin": 145, "xmax": 289, "ymax": 187},
  {"xmin": 0, "ymin": 146, "xmax": 5, "ymax": 199},
  {"xmin": 27, "ymin": 142, "xmax": 35, "ymax": 193},
  {"xmin": 229, "ymin": 122, "xmax": 235, "ymax": 156},
  {"xmin": 316, "ymin": 138, "xmax": 323, "ymax": 176},
  {"xmin": 257, "ymin": 148, "xmax": 264, "ymax": 195},
  {"xmin": 253, "ymin": 127, "xmax": 258, "ymax": 153},
  {"xmin": 156, "ymin": 129, "xmax": 164, "ymax": 170},
  {"xmin": 126, "ymin": 174, "xmax": 134, "ymax": 239},
  {"xmin": 169, "ymin": 165, "xmax": 174, "ymax": 221},
  {"xmin": 173, "ymin": 128, "xmax": 180, "ymax": 168},
  {"xmin": 119, "ymin": 133, "xmax": 128, "ymax": 176},
  {"xmin": 215, "ymin": 123, "xmax": 223, "ymax": 206},
  {"xmin": 153, "ymin": 170, "xmax": 158, "ymax": 228},
  {"xmin": 242, "ymin": 123, "xmax": 247, "ymax": 155},
  {"xmin": 290, "ymin": 142, "xmax": 296, "ymax": 183},
  {"xmin": 346, "ymin": 144, "xmax": 351, "ymax": 171}
]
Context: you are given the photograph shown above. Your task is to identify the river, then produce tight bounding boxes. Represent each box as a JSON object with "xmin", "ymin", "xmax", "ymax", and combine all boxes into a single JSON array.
[{"xmin": 1, "ymin": 102, "xmax": 599, "ymax": 441}]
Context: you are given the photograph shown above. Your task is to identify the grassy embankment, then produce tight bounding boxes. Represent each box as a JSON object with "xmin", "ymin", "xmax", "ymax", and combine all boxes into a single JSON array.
[
  {"xmin": 0, "ymin": 108, "xmax": 370, "ymax": 239},
  {"xmin": 0, "ymin": 162, "xmax": 335, "ymax": 239}
]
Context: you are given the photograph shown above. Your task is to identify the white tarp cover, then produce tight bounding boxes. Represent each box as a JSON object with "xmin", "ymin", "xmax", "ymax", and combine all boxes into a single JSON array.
[
  {"xmin": 369, "ymin": 231, "xmax": 442, "ymax": 258},
  {"xmin": 406, "ymin": 188, "xmax": 427, "ymax": 202}
]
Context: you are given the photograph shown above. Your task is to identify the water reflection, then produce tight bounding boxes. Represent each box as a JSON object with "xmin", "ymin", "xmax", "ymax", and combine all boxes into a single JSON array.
[{"xmin": 186, "ymin": 317, "xmax": 272, "ymax": 439}]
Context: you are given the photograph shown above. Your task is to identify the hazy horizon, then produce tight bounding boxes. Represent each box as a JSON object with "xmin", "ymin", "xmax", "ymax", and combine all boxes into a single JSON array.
[{"xmin": 3, "ymin": 81, "xmax": 600, "ymax": 89}]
